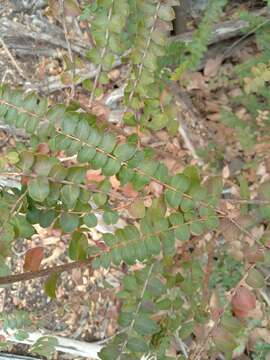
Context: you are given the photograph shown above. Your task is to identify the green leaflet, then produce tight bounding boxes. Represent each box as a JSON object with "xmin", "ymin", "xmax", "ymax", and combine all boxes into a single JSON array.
[
  {"xmin": 44, "ymin": 273, "xmax": 58, "ymax": 299},
  {"xmin": 28, "ymin": 177, "xmax": 50, "ymax": 202}
]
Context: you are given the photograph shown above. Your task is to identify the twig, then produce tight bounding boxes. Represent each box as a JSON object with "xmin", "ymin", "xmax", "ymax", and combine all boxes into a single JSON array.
[
  {"xmin": 174, "ymin": 333, "xmax": 188, "ymax": 359},
  {"xmin": 0, "ymin": 18, "xmax": 87, "ymax": 57},
  {"xmin": 171, "ymin": 7, "xmax": 270, "ymax": 46},
  {"xmin": 59, "ymin": 0, "xmax": 76, "ymax": 98},
  {"xmin": 169, "ymin": 83, "xmax": 204, "ymax": 165},
  {"xmin": 0, "ymin": 37, "xmax": 27, "ymax": 80},
  {"xmin": 0, "ymin": 329, "xmax": 102, "ymax": 358},
  {"xmin": 202, "ymin": 232, "xmax": 217, "ymax": 306},
  {"xmin": 0, "ymin": 171, "xmax": 127, "ymax": 201},
  {"xmin": 223, "ymin": 18, "xmax": 270, "ymax": 59},
  {"xmin": 178, "ymin": 124, "xmax": 203, "ymax": 165},
  {"xmin": 0, "ymin": 258, "xmax": 93, "ymax": 285}
]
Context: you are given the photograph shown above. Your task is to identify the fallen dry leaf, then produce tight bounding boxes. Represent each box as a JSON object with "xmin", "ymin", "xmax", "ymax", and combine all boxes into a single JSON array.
[
  {"xmin": 23, "ymin": 247, "xmax": 44, "ymax": 272},
  {"xmin": 231, "ymin": 286, "xmax": 256, "ymax": 318},
  {"xmin": 185, "ymin": 72, "xmax": 208, "ymax": 91},
  {"xmin": 37, "ymin": 143, "xmax": 50, "ymax": 155},
  {"xmin": 149, "ymin": 181, "xmax": 163, "ymax": 197},
  {"xmin": 86, "ymin": 169, "xmax": 105, "ymax": 183},
  {"xmin": 108, "ymin": 69, "xmax": 120, "ymax": 81},
  {"xmin": 122, "ymin": 183, "xmax": 138, "ymax": 198},
  {"xmin": 204, "ymin": 56, "xmax": 223, "ymax": 78},
  {"xmin": 110, "ymin": 175, "xmax": 120, "ymax": 190}
]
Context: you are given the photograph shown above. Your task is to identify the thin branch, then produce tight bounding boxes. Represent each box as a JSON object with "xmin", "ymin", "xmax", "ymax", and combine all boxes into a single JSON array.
[
  {"xmin": 0, "ymin": 171, "xmax": 126, "ymax": 201},
  {"xmin": 0, "ymin": 258, "xmax": 93, "ymax": 285},
  {"xmin": 223, "ymin": 18, "xmax": 270, "ymax": 58},
  {"xmin": 202, "ymin": 232, "xmax": 218, "ymax": 306},
  {"xmin": 178, "ymin": 124, "xmax": 203, "ymax": 165}
]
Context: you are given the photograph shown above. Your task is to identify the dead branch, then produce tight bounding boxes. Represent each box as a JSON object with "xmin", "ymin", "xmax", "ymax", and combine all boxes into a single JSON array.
[
  {"xmin": 0, "ymin": 258, "xmax": 93, "ymax": 285},
  {"xmin": 0, "ymin": 18, "xmax": 88, "ymax": 58},
  {"xmin": 171, "ymin": 7, "xmax": 270, "ymax": 45}
]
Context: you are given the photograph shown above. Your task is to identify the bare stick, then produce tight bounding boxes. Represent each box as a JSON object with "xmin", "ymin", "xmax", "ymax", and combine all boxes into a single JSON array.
[
  {"xmin": 178, "ymin": 124, "xmax": 203, "ymax": 165},
  {"xmin": 0, "ymin": 258, "xmax": 93, "ymax": 285}
]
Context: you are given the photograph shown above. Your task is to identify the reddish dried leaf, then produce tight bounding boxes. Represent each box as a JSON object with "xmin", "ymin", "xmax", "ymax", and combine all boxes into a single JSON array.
[
  {"xmin": 110, "ymin": 175, "xmax": 120, "ymax": 190},
  {"xmin": 86, "ymin": 169, "xmax": 105, "ymax": 183},
  {"xmin": 149, "ymin": 181, "xmax": 163, "ymax": 197},
  {"xmin": 37, "ymin": 143, "xmax": 50, "ymax": 155},
  {"xmin": 231, "ymin": 286, "xmax": 256, "ymax": 318},
  {"xmin": 48, "ymin": 0, "xmax": 81, "ymax": 18},
  {"xmin": 91, "ymin": 103, "xmax": 109, "ymax": 118},
  {"xmin": 23, "ymin": 246, "xmax": 44, "ymax": 272},
  {"xmin": 232, "ymin": 308, "xmax": 250, "ymax": 319},
  {"xmin": 21, "ymin": 175, "xmax": 30, "ymax": 186},
  {"xmin": 95, "ymin": 241, "xmax": 108, "ymax": 251},
  {"xmin": 122, "ymin": 183, "xmax": 138, "ymax": 198}
]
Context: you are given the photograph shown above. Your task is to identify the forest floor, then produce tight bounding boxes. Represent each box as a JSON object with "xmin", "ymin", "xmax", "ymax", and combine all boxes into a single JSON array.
[{"xmin": 0, "ymin": 0, "xmax": 269, "ymax": 359}]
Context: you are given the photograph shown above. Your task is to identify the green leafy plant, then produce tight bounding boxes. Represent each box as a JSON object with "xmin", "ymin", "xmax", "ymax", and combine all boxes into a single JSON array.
[{"xmin": 0, "ymin": 1, "xmax": 270, "ymax": 359}]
